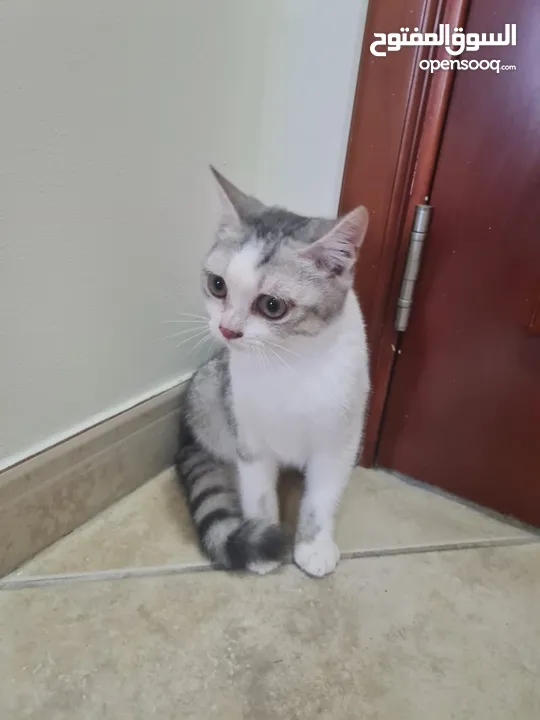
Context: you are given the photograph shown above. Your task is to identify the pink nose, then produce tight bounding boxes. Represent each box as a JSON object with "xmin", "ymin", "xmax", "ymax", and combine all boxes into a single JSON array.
[{"xmin": 219, "ymin": 325, "xmax": 243, "ymax": 341}]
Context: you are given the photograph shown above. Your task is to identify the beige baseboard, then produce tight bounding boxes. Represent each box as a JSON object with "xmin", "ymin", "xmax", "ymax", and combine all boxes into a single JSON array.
[{"xmin": 0, "ymin": 384, "xmax": 185, "ymax": 577}]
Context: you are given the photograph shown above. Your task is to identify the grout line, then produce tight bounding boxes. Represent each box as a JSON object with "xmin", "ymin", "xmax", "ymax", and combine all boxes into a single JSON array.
[
  {"xmin": 0, "ymin": 562, "xmax": 215, "ymax": 591},
  {"xmin": 340, "ymin": 535, "xmax": 540, "ymax": 561},
  {"xmin": 1, "ymin": 535, "xmax": 538, "ymax": 592}
]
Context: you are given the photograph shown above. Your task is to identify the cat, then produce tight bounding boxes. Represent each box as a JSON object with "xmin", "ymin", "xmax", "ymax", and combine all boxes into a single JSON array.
[{"xmin": 175, "ymin": 168, "xmax": 370, "ymax": 577}]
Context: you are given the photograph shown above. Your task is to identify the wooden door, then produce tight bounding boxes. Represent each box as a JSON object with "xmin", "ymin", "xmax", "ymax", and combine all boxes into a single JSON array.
[{"xmin": 377, "ymin": 0, "xmax": 540, "ymax": 526}]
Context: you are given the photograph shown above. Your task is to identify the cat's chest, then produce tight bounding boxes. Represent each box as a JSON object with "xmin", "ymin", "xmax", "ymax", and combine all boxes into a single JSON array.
[
  {"xmin": 230, "ymin": 358, "xmax": 345, "ymax": 464},
  {"xmin": 237, "ymin": 384, "xmax": 313, "ymax": 464},
  {"xmin": 234, "ymin": 357, "xmax": 329, "ymax": 413}
]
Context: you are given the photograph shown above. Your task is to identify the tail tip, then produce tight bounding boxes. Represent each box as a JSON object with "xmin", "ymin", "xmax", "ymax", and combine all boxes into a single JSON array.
[
  {"xmin": 258, "ymin": 523, "xmax": 286, "ymax": 562},
  {"xmin": 225, "ymin": 521, "xmax": 286, "ymax": 569}
]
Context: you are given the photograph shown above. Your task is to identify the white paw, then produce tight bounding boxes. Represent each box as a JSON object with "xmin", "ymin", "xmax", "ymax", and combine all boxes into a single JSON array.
[
  {"xmin": 247, "ymin": 559, "xmax": 281, "ymax": 575},
  {"xmin": 294, "ymin": 535, "xmax": 340, "ymax": 578}
]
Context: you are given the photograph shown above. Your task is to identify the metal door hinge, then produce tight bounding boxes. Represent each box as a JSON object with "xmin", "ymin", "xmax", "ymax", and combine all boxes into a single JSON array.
[{"xmin": 395, "ymin": 204, "xmax": 432, "ymax": 333}]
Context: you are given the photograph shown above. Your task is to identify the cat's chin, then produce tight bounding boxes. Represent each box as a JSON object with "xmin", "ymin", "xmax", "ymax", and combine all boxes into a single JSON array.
[{"xmin": 227, "ymin": 342, "xmax": 250, "ymax": 353}]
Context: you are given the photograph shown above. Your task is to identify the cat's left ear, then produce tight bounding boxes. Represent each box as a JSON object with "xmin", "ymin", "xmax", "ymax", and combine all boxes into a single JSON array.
[{"xmin": 302, "ymin": 206, "xmax": 369, "ymax": 275}]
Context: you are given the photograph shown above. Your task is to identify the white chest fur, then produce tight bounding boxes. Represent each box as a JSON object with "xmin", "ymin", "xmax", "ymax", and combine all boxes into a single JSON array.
[{"xmin": 229, "ymin": 293, "xmax": 370, "ymax": 467}]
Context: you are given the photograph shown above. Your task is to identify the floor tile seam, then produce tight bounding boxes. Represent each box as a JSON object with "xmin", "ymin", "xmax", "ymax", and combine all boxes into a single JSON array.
[{"xmin": 2, "ymin": 535, "xmax": 538, "ymax": 591}]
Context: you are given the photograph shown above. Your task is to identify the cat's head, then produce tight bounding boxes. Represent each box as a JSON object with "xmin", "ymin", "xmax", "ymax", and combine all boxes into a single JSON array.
[{"xmin": 203, "ymin": 168, "xmax": 368, "ymax": 351}]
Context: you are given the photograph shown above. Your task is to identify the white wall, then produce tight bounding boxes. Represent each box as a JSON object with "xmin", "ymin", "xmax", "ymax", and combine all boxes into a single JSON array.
[
  {"xmin": 0, "ymin": 0, "xmax": 368, "ymax": 469},
  {"xmin": 255, "ymin": 0, "xmax": 368, "ymax": 216}
]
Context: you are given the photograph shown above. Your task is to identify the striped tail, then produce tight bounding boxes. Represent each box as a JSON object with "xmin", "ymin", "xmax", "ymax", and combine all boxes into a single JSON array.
[{"xmin": 175, "ymin": 431, "xmax": 284, "ymax": 570}]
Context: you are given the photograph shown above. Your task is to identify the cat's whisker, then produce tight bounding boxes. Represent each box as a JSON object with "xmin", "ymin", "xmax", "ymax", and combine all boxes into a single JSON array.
[
  {"xmin": 256, "ymin": 344, "xmax": 270, "ymax": 372},
  {"xmin": 262, "ymin": 347, "xmax": 277, "ymax": 376},
  {"xmin": 250, "ymin": 340, "xmax": 276, "ymax": 375},
  {"xmin": 252, "ymin": 342, "xmax": 267, "ymax": 369},
  {"xmin": 264, "ymin": 343, "xmax": 296, "ymax": 375},
  {"xmin": 253, "ymin": 344, "xmax": 261, "ymax": 365},
  {"xmin": 176, "ymin": 312, "xmax": 208, "ymax": 320},
  {"xmin": 264, "ymin": 339, "xmax": 301, "ymax": 359},
  {"xmin": 175, "ymin": 329, "xmax": 210, "ymax": 348},
  {"xmin": 164, "ymin": 326, "xmax": 209, "ymax": 340},
  {"xmin": 190, "ymin": 333, "xmax": 213, "ymax": 354},
  {"xmin": 161, "ymin": 312, "xmax": 208, "ymax": 326},
  {"xmin": 245, "ymin": 340, "xmax": 268, "ymax": 371},
  {"xmin": 160, "ymin": 319, "xmax": 208, "ymax": 325}
]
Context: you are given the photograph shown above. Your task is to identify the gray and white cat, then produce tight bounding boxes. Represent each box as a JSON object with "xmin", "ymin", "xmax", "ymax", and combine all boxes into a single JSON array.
[{"xmin": 176, "ymin": 169, "xmax": 370, "ymax": 577}]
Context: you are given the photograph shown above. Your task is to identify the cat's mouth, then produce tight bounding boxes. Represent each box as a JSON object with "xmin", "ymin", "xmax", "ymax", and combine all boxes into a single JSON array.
[{"xmin": 212, "ymin": 327, "xmax": 247, "ymax": 351}]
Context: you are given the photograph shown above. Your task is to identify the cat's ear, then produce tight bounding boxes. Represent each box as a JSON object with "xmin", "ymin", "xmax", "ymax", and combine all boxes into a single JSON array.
[
  {"xmin": 301, "ymin": 206, "xmax": 369, "ymax": 276},
  {"xmin": 210, "ymin": 166, "xmax": 264, "ymax": 234}
]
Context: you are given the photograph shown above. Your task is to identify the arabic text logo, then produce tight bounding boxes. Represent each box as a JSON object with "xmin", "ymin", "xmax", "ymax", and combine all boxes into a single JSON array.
[{"xmin": 370, "ymin": 24, "xmax": 517, "ymax": 58}]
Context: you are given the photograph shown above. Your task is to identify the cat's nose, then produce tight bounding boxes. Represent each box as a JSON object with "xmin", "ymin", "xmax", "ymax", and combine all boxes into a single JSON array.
[{"xmin": 219, "ymin": 325, "xmax": 243, "ymax": 341}]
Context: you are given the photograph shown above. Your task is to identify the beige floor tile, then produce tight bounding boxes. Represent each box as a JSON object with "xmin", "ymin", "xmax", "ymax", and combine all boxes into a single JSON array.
[
  {"xmin": 15, "ymin": 467, "xmax": 206, "ymax": 577},
  {"xmin": 16, "ymin": 467, "xmax": 534, "ymax": 578},
  {"xmin": 334, "ymin": 468, "xmax": 534, "ymax": 553},
  {"xmin": 2, "ymin": 545, "xmax": 540, "ymax": 719}
]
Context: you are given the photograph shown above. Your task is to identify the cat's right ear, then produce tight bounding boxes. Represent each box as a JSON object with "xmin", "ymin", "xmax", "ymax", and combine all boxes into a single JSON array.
[
  {"xmin": 210, "ymin": 166, "xmax": 264, "ymax": 234},
  {"xmin": 210, "ymin": 166, "xmax": 243, "ymax": 234}
]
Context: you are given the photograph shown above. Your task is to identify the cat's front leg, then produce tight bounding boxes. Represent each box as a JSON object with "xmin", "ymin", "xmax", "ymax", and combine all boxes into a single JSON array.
[
  {"xmin": 237, "ymin": 454, "xmax": 281, "ymax": 575},
  {"xmin": 237, "ymin": 454, "xmax": 279, "ymax": 523},
  {"xmin": 294, "ymin": 437, "xmax": 359, "ymax": 578}
]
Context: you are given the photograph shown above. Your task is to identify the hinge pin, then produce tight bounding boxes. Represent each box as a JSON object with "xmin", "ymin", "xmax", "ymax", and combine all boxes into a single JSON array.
[{"xmin": 395, "ymin": 204, "xmax": 432, "ymax": 332}]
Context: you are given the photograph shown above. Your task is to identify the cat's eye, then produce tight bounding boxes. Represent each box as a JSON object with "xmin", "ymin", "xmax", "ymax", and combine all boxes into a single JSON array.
[
  {"xmin": 207, "ymin": 273, "xmax": 227, "ymax": 299},
  {"xmin": 256, "ymin": 294, "xmax": 288, "ymax": 320}
]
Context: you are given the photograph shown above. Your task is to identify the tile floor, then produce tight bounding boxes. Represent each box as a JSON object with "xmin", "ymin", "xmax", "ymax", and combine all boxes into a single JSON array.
[{"xmin": 2, "ymin": 467, "xmax": 539, "ymax": 719}]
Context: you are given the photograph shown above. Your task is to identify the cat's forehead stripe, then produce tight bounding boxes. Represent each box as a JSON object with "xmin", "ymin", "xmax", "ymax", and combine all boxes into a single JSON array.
[
  {"xmin": 246, "ymin": 209, "xmax": 311, "ymax": 239},
  {"xmin": 257, "ymin": 238, "xmax": 280, "ymax": 267}
]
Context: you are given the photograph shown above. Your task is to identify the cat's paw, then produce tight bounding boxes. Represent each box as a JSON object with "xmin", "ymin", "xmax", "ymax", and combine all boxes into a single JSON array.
[
  {"xmin": 294, "ymin": 535, "xmax": 340, "ymax": 578},
  {"xmin": 246, "ymin": 559, "xmax": 281, "ymax": 575}
]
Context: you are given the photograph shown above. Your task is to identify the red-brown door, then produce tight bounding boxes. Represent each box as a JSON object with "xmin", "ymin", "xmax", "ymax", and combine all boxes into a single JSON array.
[{"xmin": 377, "ymin": 0, "xmax": 540, "ymax": 526}]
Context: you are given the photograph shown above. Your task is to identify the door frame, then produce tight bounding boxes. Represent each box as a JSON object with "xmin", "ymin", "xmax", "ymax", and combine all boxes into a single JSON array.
[{"xmin": 340, "ymin": 0, "xmax": 470, "ymax": 466}]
